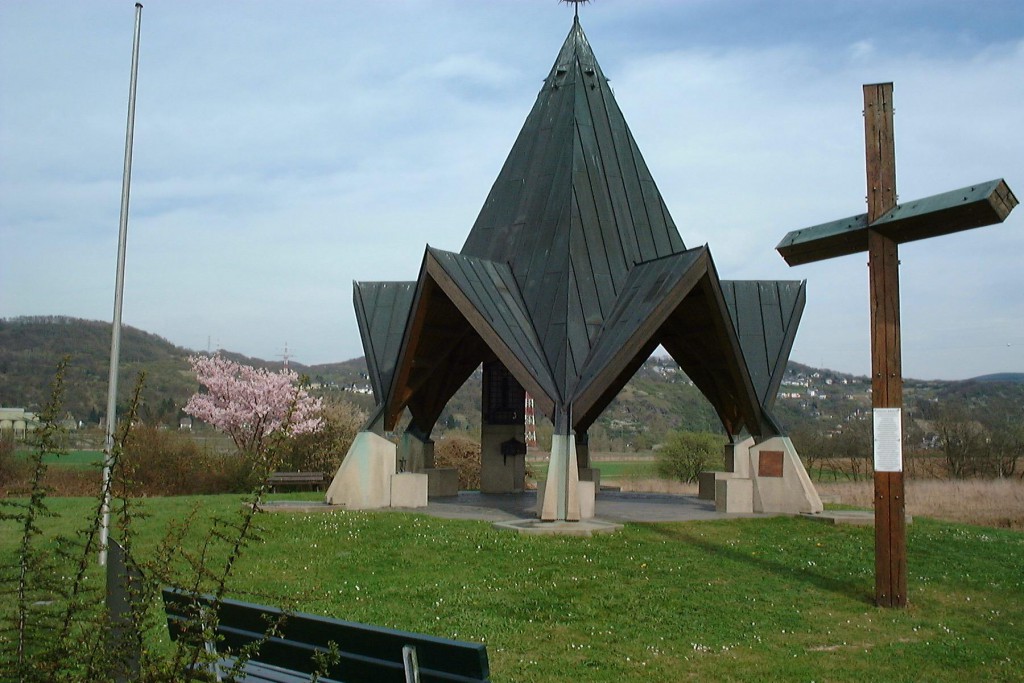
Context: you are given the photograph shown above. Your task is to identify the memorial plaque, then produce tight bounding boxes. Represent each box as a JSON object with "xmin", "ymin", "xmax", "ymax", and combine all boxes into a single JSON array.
[
  {"xmin": 759, "ymin": 450, "xmax": 784, "ymax": 477},
  {"xmin": 873, "ymin": 408, "xmax": 903, "ymax": 472}
]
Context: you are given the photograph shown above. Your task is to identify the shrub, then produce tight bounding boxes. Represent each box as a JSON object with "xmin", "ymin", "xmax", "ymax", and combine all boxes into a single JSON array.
[
  {"xmin": 282, "ymin": 399, "xmax": 365, "ymax": 474},
  {"xmin": 123, "ymin": 424, "xmax": 250, "ymax": 495},
  {"xmin": 655, "ymin": 430, "xmax": 726, "ymax": 483},
  {"xmin": 435, "ymin": 435, "xmax": 481, "ymax": 490},
  {"xmin": 1, "ymin": 362, "xmax": 290, "ymax": 680},
  {"xmin": 0, "ymin": 432, "xmax": 25, "ymax": 488}
]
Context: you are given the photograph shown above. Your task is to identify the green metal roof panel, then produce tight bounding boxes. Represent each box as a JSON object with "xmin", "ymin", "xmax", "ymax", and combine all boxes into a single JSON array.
[
  {"xmin": 777, "ymin": 179, "xmax": 1017, "ymax": 266},
  {"xmin": 353, "ymin": 281, "xmax": 416, "ymax": 404},
  {"xmin": 721, "ymin": 280, "xmax": 806, "ymax": 409},
  {"xmin": 426, "ymin": 248, "xmax": 560, "ymax": 404},
  {"xmin": 573, "ymin": 249, "xmax": 704, "ymax": 404}
]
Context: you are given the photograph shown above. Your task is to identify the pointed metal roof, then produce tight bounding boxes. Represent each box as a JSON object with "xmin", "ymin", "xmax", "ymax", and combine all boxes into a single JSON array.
[
  {"xmin": 352, "ymin": 18, "xmax": 806, "ymax": 439},
  {"xmin": 462, "ymin": 17, "xmax": 686, "ymax": 400}
]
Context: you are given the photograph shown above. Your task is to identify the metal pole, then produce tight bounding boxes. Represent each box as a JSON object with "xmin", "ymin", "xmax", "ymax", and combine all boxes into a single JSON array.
[{"xmin": 100, "ymin": 2, "xmax": 143, "ymax": 566}]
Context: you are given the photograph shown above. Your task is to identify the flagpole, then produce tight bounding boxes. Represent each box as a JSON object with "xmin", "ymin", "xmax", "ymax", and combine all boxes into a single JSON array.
[{"xmin": 100, "ymin": 2, "xmax": 143, "ymax": 566}]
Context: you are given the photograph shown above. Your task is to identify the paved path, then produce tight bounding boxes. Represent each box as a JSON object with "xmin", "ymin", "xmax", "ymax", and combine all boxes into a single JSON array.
[
  {"xmin": 419, "ymin": 490, "xmax": 764, "ymax": 523},
  {"xmin": 261, "ymin": 490, "xmax": 773, "ymax": 524}
]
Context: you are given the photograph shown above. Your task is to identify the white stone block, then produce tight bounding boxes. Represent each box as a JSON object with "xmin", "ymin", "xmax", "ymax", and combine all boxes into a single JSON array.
[
  {"xmin": 324, "ymin": 431, "xmax": 396, "ymax": 509},
  {"xmin": 390, "ymin": 472, "xmax": 428, "ymax": 508},
  {"xmin": 578, "ymin": 480, "xmax": 596, "ymax": 519},
  {"xmin": 715, "ymin": 478, "xmax": 753, "ymax": 514}
]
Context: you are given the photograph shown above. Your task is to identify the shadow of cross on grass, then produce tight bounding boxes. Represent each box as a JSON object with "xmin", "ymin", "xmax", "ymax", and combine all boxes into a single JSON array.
[{"xmin": 647, "ymin": 519, "xmax": 876, "ymax": 605}]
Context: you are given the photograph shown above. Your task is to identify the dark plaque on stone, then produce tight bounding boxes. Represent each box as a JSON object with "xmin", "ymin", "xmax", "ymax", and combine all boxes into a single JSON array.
[{"xmin": 759, "ymin": 451, "xmax": 784, "ymax": 478}]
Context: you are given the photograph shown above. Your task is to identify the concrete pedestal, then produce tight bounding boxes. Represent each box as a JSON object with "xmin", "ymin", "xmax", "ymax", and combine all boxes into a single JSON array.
[
  {"xmin": 390, "ymin": 472, "xmax": 428, "ymax": 508},
  {"xmin": 425, "ymin": 467, "xmax": 459, "ymax": 497},
  {"xmin": 481, "ymin": 423, "xmax": 526, "ymax": 493},
  {"xmin": 725, "ymin": 437, "xmax": 754, "ymax": 477},
  {"xmin": 749, "ymin": 436, "xmax": 823, "ymax": 514},
  {"xmin": 539, "ymin": 433, "xmax": 581, "ymax": 521},
  {"xmin": 325, "ymin": 431, "xmax": 396, "ymax": 509},
  {"xmin": 578, "ymin": 467, "xmax": 601, "ymax": 489},
  {"xmin": 400, "ymin": 429, "xmax": 434, "ymax": 472},
  {"xmin": 578, "ymin": 480, "xmax": 596, "ymax": 519},
  {"xmin": 699, "ymin": 436, "xmax": 821, "ymax": 515},
  {"xmin": 536, "ymin": 478, "xmax": 594, "ymax": 519},
  {"xmin": 715, "ymin": 478, "xmax": 754, "ymax": 513},
  {"xmin": 698, "ymin": 471, "xmax": 732, "ymax": 500}
]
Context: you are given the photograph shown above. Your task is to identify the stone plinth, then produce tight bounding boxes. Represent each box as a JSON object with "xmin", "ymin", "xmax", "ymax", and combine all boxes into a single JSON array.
[
  {"xmin": 390, "ymin": 472, "xmax": 428, "ymax": 508},
  {"xmin": 325, "ymin": 431, "xmax": 396, "ymax": 509},
  {"xmin": 481, "ymin": 423, "xmax": 526, "ymax": 493},
  {"xmin": 725, "ymin": 437, "xmax": 754, "ymax": 476},
  {"xmin": 698, "ymin": 471, "xmax": 732, "ymax": 500},
  {"xmin": 399, "ymin": 430, "xmax": 435, "ymax": 472},
  {"xmin": 539, "ymin": 433, "xmax": 581, "ymax": 521},
  {"xmin": 749, "ymin": 436, "xmax": 823, "ymax": 514},
  {"xmin": 425, "ymin": 467, "xmax": 459, "ymax": 497},
  {"xmin": 715, "ymin": 478, "xmax": 753, "ymax": 514},
  {"xmin": 578, "ymin": 480, "xmax": 596, "ymax": 519},
  {"xmin": 579, "ymin": 467, "xmax": 601, "ymax": 489}
]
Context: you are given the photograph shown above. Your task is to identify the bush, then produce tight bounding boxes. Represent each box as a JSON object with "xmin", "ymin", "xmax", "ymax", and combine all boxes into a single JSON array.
[
  {"xmin": 656, "ymin": 430, "xmax": 726, "ymax": 483},
  {"xmin": 0, "ymin": 432, "xmax": 27, "ymax": 488},
  {"xmin": 282, "ymin": 399, "xmax": 365, "ymax": 474},
  {"xmin": 435, "ymin": 435, "xmax": 481, "ymax": 490},
  {"xmin": 1, "ymin": 361, "xmax": 287, "ymax": 680},
  {"xmin": 123, "ymin": 424, "xmax": 250, "ymax": 495}
]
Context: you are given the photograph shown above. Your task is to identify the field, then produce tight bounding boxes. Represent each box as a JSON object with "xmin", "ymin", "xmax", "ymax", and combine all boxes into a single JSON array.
[{"xmin": 2, "ymin": 494, "xmax": 1023, "ymax": 682}]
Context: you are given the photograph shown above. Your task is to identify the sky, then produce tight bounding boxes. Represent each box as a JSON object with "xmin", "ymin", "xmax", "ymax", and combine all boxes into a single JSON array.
[{"xmin": 1, "ymin": 0, "xmax": 1021, "ymax": 381}]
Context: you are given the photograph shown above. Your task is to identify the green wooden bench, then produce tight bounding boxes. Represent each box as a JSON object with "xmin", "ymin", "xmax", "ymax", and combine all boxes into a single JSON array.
[
  {"xmin": 267, "ymin": 471, "xmax": 327, "ymax": 492},
  {"xmin": 162, "ymin": 588, "xmax": 491, "ymax": 682}
]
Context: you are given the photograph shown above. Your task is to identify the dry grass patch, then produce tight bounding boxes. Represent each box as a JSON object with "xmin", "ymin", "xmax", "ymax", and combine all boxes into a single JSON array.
[{"xmin": 818, "ymin": 478, "xmax": 1024, "ymax": 530}]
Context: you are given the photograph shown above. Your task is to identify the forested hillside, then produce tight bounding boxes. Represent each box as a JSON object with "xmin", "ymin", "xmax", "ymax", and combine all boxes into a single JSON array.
[
  {"xmin": 1, "ymin": 317, "xmax": 1021, "ymax": 451},
  {"xmin": 0, "ymin": 316, "xmax": 196, "ymax": 424}
]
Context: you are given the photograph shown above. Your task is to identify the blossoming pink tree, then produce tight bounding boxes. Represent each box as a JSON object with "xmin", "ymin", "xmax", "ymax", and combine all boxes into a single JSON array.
[{"xmin": 184, "ymin": 354, "xmax": 323, "ymax": 457}]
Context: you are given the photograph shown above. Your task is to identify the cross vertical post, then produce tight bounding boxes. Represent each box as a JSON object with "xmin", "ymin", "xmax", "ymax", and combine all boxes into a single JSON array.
[
  {"xmin": 864, "ymin": 83, "xmax": 906, "ymax": 608},
  {"xmin": 777, "ymin": 81, "xmax": 1016, "ymax": 610}
]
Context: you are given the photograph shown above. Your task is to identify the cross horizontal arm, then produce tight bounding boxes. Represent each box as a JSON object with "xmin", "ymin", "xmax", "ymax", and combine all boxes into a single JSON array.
[{"xmin": 777, "ymin": 178, "xmax": 1017, "ymax": 266}]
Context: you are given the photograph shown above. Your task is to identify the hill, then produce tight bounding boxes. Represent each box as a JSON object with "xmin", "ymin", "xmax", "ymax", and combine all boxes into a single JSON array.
[
  {"xmin": 0, "ymin": 316, "xmax": 197, "ymax": 425},
  {"xmin": 1, "ymin": 317, "xmax": 1021, "ymax": 449},
  {"xmin": 971, "ymin": 372, "xmax": 1024, "ymax": 383}
]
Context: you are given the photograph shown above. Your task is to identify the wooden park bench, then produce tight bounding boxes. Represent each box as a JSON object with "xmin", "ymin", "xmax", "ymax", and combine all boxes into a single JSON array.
[
  {"xmin": 162, "ymin": 588, "xmax": 491, "ymax": 682},
  {"xmin": 267, "ymin": 471, "xmax": 327, "ymax": 492}
]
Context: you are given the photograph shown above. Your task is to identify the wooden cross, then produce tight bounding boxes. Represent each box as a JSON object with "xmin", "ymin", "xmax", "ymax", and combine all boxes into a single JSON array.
[{"xmin": 777, "ymin": 82, "xmax": 1018, "ymax": 608}]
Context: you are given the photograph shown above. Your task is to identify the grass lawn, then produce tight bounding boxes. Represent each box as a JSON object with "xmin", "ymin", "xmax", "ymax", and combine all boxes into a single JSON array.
[
  {"xmin": 530, "ymin": 460, "xmax": 657, "ymax": 481},
  {"xmin": 2, "ymin": 495, "xmax": 1022, "ymax": 682},
  {"xmin": 14, "ymin": 448, "xmax": 105, "ymax": 469}
]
